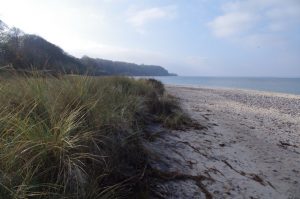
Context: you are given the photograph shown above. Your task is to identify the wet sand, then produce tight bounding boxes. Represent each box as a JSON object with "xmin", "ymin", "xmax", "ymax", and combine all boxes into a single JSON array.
[{"xmin": 146, "ymin": 86, "xmax": 300, "ymax": 199}]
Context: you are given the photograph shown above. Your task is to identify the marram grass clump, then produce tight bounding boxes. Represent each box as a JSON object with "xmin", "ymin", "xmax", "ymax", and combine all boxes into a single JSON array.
[{"xmin": 0, "ymin": 74, "xmax": 189, "ymax": 198}]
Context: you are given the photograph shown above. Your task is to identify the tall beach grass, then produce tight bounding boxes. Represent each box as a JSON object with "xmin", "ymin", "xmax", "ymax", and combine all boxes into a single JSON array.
[{"xmin": 0, "ymin": 73, "xmax": 189, "ymax": 198}]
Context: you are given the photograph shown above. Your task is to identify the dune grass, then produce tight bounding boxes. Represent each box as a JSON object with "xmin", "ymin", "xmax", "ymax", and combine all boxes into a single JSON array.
[{"xmin": 0, "ymin": 74, "xmax": 189, "ymax": 198}]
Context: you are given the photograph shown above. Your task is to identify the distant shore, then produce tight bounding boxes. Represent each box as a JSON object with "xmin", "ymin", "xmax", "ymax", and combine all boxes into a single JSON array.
[
  {"xmin": 137, "ymin": 76, "xmax": 300, "ymax": 95},
  {"xmin": 148, "ymin": 85, "xmax": 300, "ymax": 198}
]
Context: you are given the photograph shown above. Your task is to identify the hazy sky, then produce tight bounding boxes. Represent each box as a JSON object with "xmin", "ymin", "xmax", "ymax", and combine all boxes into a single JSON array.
[{"xmin": 0, "ymin": 0, "xmax": 300, "ymax": 76}]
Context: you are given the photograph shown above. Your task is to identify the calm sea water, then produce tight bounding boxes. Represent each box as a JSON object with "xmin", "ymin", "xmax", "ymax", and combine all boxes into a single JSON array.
[{"xmin": 142, "ymin": 76, "xmax": 300, "ymax": 95}]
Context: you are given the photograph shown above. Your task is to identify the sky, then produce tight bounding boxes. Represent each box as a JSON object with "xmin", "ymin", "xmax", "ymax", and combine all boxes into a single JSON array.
[{"xmin": 0, "ymin": 0, "xmax": 299, "ymax": 77}]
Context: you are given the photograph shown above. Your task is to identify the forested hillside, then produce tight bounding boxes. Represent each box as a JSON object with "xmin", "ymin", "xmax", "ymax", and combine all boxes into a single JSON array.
[
  {"xmin": 80, "ymin": 56, "xmax": 172, "ymax": 76},
  {"xmin": 0, "ymin": 20, "xmax": 174, "ymax": 76}
]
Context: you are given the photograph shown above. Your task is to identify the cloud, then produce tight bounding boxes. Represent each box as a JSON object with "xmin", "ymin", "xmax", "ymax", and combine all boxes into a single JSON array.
[
  {"xmin": 208, "ymin": 0, "xmax": 300, "ymax": 46},
  {"xmin": 127, "ymin": 5, "xmax": 176, "ymax": 30},
  {"xmin": 208, "ymin": 12, "xmax": 258, "ymax": 38},
  {"xmin": 266, "ymin": 4, "xmax": 300, "ymax": 31}
]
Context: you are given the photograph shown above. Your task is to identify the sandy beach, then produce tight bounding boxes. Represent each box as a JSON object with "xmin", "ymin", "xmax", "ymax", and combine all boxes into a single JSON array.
[{"xmin": 146, "ymin": 86, "xmax": 300, "ymax": 199}]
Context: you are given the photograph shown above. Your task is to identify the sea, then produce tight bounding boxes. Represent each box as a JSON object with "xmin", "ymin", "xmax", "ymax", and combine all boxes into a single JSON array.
[{"xmin": 139, "ymin": 76, "xmax": 300, "ymax": 95}]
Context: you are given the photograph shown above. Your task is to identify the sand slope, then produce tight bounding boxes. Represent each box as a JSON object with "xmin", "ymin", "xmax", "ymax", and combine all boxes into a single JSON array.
[{"xmin": 147, "ymin": 86, "xmax": 300, "ymax": 199}]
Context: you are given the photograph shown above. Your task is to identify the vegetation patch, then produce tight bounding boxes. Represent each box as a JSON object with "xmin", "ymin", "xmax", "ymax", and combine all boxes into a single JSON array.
[{"xmin": 0, "ymin": 73, "xmax": 190, "ymax": 198}]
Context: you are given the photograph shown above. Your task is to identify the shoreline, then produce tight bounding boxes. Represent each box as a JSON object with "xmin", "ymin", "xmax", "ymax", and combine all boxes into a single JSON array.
[
  {"xmin": 135, "ymin": 75, "xmax": 300, "ymax": 96},
  {"xmin": 148, "ymin": 85, "xmax": 300, "ymax": 198},
  {"xmin": 164, "ymin": 83, "xmax": 300, "ymax": 98}
]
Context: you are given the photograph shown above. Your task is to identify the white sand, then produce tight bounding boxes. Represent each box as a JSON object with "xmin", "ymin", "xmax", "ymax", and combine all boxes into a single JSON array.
[{"xmin": 146, "ymin": 86, "xmax": 300, "ymax": 199}]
